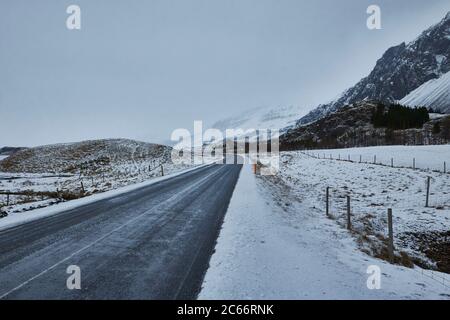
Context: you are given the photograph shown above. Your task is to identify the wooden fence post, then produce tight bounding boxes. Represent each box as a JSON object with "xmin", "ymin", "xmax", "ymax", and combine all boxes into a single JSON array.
[
  {"xmin": 391, "ymin": 158, "xmax": 394, "ymax": 168},
  {"xmin": 346, "ymin": 196, "xmax": 351, "ymax": 230},
  {"xmin": 326, "ymin": 187, "xmax": 330, "ymax": 217},
  {"xmin": 413, "ymin": 158, "xmax": 416, "ymax": 170},
  {"xmin": 387, "ymin": 208, "xmax": 394, "ymax": 263},
  {"xmin": 160, "ymin": 165, "xmax": 164, "ymax": 176},
  {"xmin": 426, "ymin": 176, "xmax": 431, "ymax": 207},
  {"xmin": 444, "ymin": 161, "xmax": 446, "ymax": 174},
  {"xmin": 373, "ymin": 155, "xmax": 376, "ymax": 164},
  {"xmin": 6, "ymin": 193, "xmax": 9, "ymax": 206},
  {"xmin": 359, "ymin": 155, "xmax": 362, "ymax": 163}
]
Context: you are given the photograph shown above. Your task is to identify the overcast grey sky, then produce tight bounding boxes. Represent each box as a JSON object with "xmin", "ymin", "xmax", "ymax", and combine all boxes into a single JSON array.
[{"xmin": 1, "ymin": 0, "xmax": 450, "ymax": 147}]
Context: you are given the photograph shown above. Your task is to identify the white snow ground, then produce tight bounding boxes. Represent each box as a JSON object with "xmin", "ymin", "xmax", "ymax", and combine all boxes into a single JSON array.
[
  {"xmin": 200, "ymin": 154, "xmax": 450, "ymax": 299},
  {"xmin": 275, "ymin": 150, "xmax": 450, "ymax": 267}
]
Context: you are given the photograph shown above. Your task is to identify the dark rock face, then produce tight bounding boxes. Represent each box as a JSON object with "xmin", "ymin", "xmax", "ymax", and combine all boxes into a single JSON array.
[
  {"xmin": 280, "ymin": 101, "xmax": 450, "ymax": 151},
  {"xmin": 298, "ymin": 12, "xmax": 450, "ymax": 126}
]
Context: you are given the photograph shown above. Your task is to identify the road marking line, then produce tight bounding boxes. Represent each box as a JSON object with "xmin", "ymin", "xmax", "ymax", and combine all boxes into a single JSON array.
[{"xmin": 0, "ymin": 165, "xmax": 225, "ymax": 299}]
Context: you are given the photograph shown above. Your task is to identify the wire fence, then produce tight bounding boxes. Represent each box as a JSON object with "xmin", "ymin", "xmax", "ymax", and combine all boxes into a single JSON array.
[{"xmin": 303, "ymin": 150, "xmax": 449, "ymax": 175}]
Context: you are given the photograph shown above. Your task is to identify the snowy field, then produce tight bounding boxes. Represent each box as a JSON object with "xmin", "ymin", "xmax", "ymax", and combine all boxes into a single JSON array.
[
  {"xmin": 200, "ymin": 164, "xmax": 450, "ymax": 299},
  {"xmin": 274, "ymin": 150, "xmax": 450, "ymax": 271},
  {"xmin": 308, "ymin": 145, "xmax": 450, "ymax": 172}
]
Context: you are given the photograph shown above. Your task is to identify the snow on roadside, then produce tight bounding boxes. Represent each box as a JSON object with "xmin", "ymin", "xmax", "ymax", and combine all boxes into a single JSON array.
[
  {"xmin": 310, "ymin": 145, "xmax": 450, "ymax": 172},
  {"xmin": 0, "ymin": 164, "xmax": 211, "ymax": 231},
  {"xmin": 200, "ymin": 164, "xmax": 450, "ymax": 299}
]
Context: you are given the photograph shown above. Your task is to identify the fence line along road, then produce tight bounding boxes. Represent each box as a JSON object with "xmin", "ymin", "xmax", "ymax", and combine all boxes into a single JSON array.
[{"xmin": 302, "ymin": 151, "xmax": 449, "ymax": 175}]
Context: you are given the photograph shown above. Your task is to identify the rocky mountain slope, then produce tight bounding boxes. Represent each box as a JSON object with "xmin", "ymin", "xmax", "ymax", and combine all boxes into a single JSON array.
[
  {"xmin": 280, "ymin": 102, "xmax": 450, "ymax": 151},
  {"xmin": 297, "ymin": 12, "xmax": 450, "ymax": 126},
  {"xmin": 400, "ymin": 70, "xmax": 450, "ymax": 113}
]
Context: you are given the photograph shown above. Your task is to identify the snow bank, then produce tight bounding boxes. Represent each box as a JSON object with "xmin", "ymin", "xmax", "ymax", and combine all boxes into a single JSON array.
[{"xmin": 200, "ymin": 163, "xmax": 449, "ymax": 299}]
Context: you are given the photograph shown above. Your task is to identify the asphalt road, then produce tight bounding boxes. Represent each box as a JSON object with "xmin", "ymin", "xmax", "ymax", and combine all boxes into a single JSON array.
[{"xmin": 0, "ymin": 163, "xmax": 242, "ymax": 300}]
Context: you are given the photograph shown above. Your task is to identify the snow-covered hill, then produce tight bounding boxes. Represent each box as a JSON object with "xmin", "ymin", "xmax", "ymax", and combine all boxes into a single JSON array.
[
  {"xmin": 0, "ymin": 139, "xmax": 171, "ymax": 174},
  {"xmin": 0, "ymin": 139, "xmax": 195, "ymax": 216},
  {"xmin": 400, "ymin": 71, "xmax": 450, "ymax": 113}
]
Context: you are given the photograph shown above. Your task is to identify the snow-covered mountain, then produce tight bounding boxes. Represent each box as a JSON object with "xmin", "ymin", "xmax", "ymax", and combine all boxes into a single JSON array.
[
  {"xmin": 297, "ymin": 11, "xmax": 450, "ymax": 126},
  {"xmin": 213, "ymin": 12, "xmax": 450, "ymax": 135},
  {"xmin": 212, "ymin": 105, "xmax": 310, "ymax": 133},
  {"xmin": 400, "ymin": 70, "xmax": 450, "ymax": 113}
]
